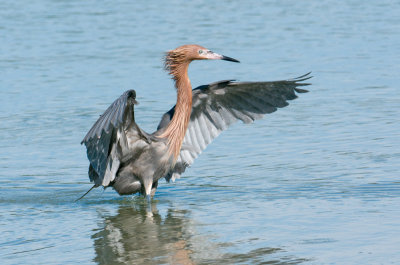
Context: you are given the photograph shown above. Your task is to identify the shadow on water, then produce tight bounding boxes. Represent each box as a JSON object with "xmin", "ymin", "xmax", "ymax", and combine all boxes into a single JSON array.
[{"xmin": 90, "ymin": 198, "xmax": 308, "ymax": 265}]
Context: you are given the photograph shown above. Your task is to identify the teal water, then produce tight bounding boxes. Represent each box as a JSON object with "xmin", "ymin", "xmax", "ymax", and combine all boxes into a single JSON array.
[{"xmin": 1, "ymin": 0, "xmax": 399, "ymax": 264}]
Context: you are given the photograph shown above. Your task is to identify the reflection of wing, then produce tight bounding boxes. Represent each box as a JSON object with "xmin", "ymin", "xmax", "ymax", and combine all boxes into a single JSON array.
[
  {"xmin": 81, "ymin": 90, "xmax": 141, "ymax": 187},
  {"xmin": 158, "ymin": 73, "xmax": 312, "ymax": 182}
]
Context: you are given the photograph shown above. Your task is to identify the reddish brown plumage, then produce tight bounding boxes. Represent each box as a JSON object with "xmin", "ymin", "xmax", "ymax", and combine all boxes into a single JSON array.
[{"xmin": 159, "ymin": 45, "xmax": 207, "ymax": 161}]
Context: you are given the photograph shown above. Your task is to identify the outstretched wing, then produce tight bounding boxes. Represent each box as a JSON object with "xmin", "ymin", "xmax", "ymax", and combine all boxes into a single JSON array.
[
  {"xmin": 159, "ymin": 73, "xmax": 312, "ymax": 182},
  {"xmin": 81, "ymin": 90, "xmax": 140, "ymax": 187}
]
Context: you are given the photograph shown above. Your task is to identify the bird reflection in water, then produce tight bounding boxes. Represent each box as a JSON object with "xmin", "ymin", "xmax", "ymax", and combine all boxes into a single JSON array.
[
  {"xmin": 91, "ymin": 201, "xmax": 195, "ymax": 265},
  {"xmin": 90, "ymin": 200, "xmax": 308, "ymax": 265}
]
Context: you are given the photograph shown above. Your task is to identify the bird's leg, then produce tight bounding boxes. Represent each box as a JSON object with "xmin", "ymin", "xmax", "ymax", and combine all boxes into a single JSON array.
[
  {"xmin": 142, "ymin": 177, "xmax": 153, "ymax": 202},
  {"xmin": 146, "ymin": 194, "xmax": 152, "ymax": 203},
  {"xmin": 145, "ymin": 195, "xmax": 154, "ymax": 214},
  {"xmin": 143, "ymin": 181, "xmax": 158, "ymax": 207},
  {"xmin": 151, "ymin": 181, "xmax": 158, "ymax": 197}
]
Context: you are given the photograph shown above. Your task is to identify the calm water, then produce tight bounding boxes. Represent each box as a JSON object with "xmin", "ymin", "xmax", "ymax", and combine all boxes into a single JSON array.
[{"xmin": 1, "ymin": 0, "xmax": 399, "ymax": 264}]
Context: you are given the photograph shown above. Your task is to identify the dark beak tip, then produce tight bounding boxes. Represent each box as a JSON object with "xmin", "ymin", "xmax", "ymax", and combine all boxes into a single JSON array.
[{"xmin": 222, "ymin": 55, "xmax": 240, "ymax": 63}]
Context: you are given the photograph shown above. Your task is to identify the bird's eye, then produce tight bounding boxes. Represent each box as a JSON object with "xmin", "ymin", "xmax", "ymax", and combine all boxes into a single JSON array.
[{"xmin": 198, "ymin": 50, "xmax": 203, "ymax": 54}]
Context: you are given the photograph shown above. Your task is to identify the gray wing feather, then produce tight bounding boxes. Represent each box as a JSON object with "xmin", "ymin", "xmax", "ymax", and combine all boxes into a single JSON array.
[
  {"xmin": 161, "ymin": 73, "xmax": 312, "ymax": 182},
  {"xmin": 81, "ymin": 90, "xmax": 138, "ymax": 187}
]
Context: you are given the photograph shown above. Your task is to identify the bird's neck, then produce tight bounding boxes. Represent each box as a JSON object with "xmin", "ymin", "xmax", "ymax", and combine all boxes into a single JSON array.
[{"xmin": 160, "ymin": 63, "xmax": 192, "ymax": 161}]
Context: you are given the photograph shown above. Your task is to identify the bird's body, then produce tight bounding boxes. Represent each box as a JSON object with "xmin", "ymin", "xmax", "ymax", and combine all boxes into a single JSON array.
[{"xmin": 81, "ymin": 44, "xmax": 311, "ymax": 200}]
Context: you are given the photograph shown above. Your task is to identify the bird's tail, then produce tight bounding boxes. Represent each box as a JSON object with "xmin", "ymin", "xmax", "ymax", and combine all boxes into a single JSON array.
[{"xmin": 75, "ymin": 185, "xmax": 96, "ymax": 202}]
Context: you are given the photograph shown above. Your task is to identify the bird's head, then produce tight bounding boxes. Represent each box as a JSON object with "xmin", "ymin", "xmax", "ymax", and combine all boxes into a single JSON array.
[{"xmin": 164, "ymin": 44, "xmax": 239, "ymax": 77}]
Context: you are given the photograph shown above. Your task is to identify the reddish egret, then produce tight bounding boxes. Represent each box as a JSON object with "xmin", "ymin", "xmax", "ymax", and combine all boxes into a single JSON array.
[{"xmin": 80, "ymin": 44, "xmax": 311, "ymax": 201}]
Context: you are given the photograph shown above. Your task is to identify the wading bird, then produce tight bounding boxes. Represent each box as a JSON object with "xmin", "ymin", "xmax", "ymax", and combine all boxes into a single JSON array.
[{"xmin": 80, "ymin": 44, "xmax": 311, "ymax": 201}]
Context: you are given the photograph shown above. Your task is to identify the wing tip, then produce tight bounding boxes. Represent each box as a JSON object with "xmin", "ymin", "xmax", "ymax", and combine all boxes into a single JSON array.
[
  {"xmin": 291, "ymin": 72, "xmax": 313, "ymax": 83},
  {"xmin": 291, "ymin": 72, "xmax": 312, "ymax": 93},
  {"xmin": 294, "ymin": 87, "xmax": 309, "ymax": 93}
]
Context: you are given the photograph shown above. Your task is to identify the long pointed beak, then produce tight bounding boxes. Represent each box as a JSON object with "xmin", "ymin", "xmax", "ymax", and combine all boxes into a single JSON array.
[
  {"xmin": 207, "ymin": 52, "xmax": 240, "ymax": 63},
  {"xmin": 221, "ymin": 55, "xmax": 240, "ymax": 63}
]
